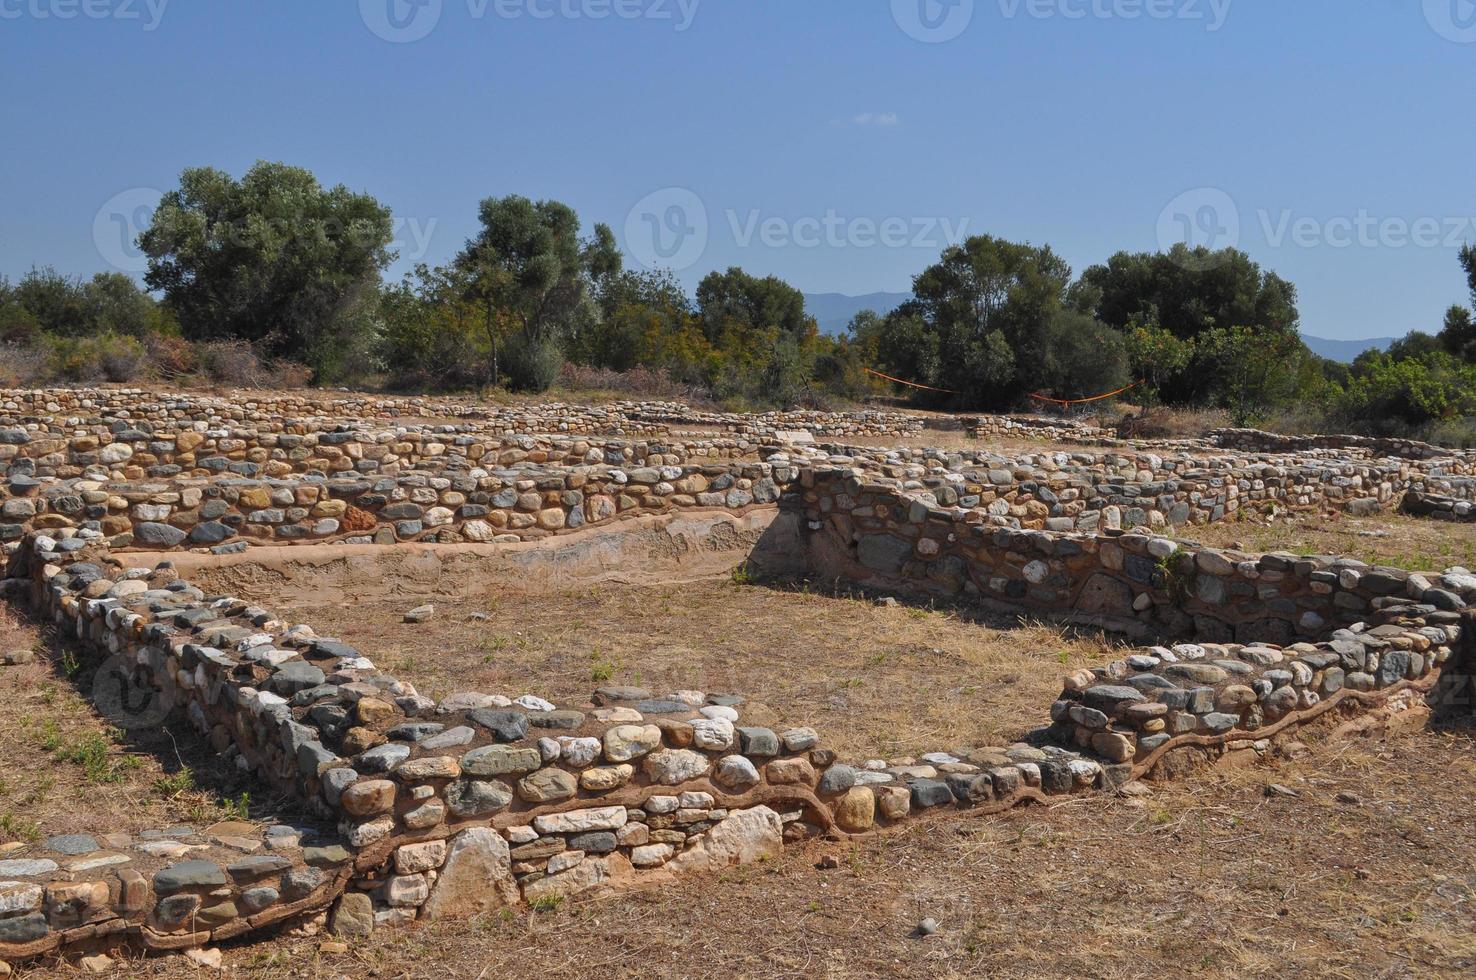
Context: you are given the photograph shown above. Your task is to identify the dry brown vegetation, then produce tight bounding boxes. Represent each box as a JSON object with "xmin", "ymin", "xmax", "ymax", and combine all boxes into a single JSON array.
[
  {"xmin": 1184, "ymin": 510, "xmax": 1476, "ymax": 573},
  {"xmin": 70, "ymin": 722, "xmax": 1476, "ymax": 979},
  {"xmin": 0, "ymin": 605, "xmax": 286, "ymax": 848},
  {"xmin": 204, "ymin": 577, "xmax": 1122, "ymax": 761}
]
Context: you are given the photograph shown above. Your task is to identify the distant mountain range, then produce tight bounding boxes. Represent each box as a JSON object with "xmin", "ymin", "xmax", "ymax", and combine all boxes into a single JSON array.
[
  {"xmin": 804, "ymin": 292, "xmax": 912, "ymax": 335},
  {"xmin": 801, "ymin": 291, "xmax": 1395, "ymax": 364},
  {"xmin": 1299, "ymin": 335, "xmax": 1396, "ymax": 362}
]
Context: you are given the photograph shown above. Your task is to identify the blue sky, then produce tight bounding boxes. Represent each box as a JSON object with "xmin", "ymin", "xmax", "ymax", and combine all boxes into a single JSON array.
[{"xmin": 1, "ymin": 0, "xmax": 1472, "ymax": 340}]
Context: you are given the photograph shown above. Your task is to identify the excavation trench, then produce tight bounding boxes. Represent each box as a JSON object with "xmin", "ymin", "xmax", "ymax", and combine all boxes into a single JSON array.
[{"xmin": 161, "ymin": 508, "xmax": 802, "ymax": 602}]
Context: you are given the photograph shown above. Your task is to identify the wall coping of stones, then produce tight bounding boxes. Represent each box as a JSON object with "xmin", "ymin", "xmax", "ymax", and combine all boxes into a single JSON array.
[
  {"xmin": 8, "ymin": 388, "xmax": 1476, "ymax": 457},
  {"xmin": 790, "ymin": 446, "xmax": 1476, "ymax": 534},
  {"xmin": 1211, "ymin": 428, "xmax": 1476, "ymax": 461},
  {"xmin": 0, "ymin": 423, "xmax": 770, "ymax": 483},
  {"xmin": 1, "ymin": 458, "xmax": 794, "ymax": 555},
  {"xmin": 0, "ymin": 389, "xmax": 926, "ymax": 441}
]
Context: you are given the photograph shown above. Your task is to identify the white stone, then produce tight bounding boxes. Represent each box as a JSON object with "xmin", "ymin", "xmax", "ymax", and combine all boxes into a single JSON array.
[
  {"xmin": 546, "ymin": 850, "xmax": 585, "ymax": 875},
  {"xmin": 631, "ymin": 843, "xmax": 674, "ymax": 868},
  {"xmin": 668, "ymin": 806, "xmax": 783, "ymax": 873},
  {"xmin": 422, "ymin": 828, "xmax": 519, "ymax": 919},
  {"xmin": 643, "ymin": 749, "xmax": 711, "ymax": 785},
  {"xmin": 532, "ymin": 806, "xmax": 628, "ymax": 835},
  {"xmin": 689, "ymin": 718, "xmax": 735, "ymax": 751},
  {"xmin": 0, "ymin": 882, "xmax": 42, "ymax": 915}
]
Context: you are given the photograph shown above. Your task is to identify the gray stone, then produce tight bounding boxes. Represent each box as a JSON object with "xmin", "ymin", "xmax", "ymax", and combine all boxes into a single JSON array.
[
  {"xmin": 446, "ymin": 778, "xmax": 514, "ymax": 817},
  {"xmin": 44, "ymin": 834, "xmax": 99, "ymax": 856},
  {"xmin": 857, "ymin": 534, "xmax": 914, "ymax": 573},
  {"xmin": 154, "ymin": 860, "xmax": 227, "ymax": 893},
  {"xmin": 0, "ymin": 913, "xmax": 48, "ymax": 943},
  {"xmin": 330, "ymin": 892, "xmax": 374, "ymax": 938},
  {"xmin": 468, "ymin": 709, "xmax": 530, "ymax": 742},
  {"xmin": 816, "ymin": 764, "xmax": 858, "ymax": 795}
]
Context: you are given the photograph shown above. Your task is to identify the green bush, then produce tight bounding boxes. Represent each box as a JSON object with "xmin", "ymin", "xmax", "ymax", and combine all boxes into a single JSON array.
[
  {"xmin": 503, "ymin": 333, "xmax": 563, "ymax": 392},
  {"xmin": 47, "ymin": 332, "xmax": 146, "ymax": 382},
  {"xmin": 1335, "ymin": 352, "xmax": 1476, "ymax": 430}
]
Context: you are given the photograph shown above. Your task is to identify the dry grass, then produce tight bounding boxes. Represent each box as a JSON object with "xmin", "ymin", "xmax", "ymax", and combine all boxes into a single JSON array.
[
  {"xmin": 222, "ymin": 579, "xmax": 1122, "ymax": 761},
  {"xmin": 106, "ymin": 722, "xmax": 1476, "ymax": 979},
  {"xmin": 1183, "ymin": 510, "xmax": 1476, "ymax": 573},
  {"xmin": 0, "ymin": 605, "xmax": 279, "ymax": 843}
]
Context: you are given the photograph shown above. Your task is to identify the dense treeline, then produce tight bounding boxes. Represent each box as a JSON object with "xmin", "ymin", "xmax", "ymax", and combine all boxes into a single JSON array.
[{"xmin": 5, "ymin": 160, "xmax": 1476, "ymax": 444}]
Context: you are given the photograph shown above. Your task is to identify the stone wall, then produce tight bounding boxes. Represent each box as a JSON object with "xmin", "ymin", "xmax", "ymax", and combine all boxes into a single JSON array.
[
  {"xmin": 1, "ymin": 460, "xmax": 792, "ymax": 553},
  {"xmin": 1211, "ymin": 428, "xmax": 1475, "ymax": 461},
  {"xmin": 0, "ymin": 389, "xmax": 925, "ymax": 441},
  {"xmin": 10, "ymin": 426, "xmax": 1476, "ymax": 560},
  {"xmin": 2, "ymin": 463, "xmax": 1471, "ymax": 965},
  {"xmin": 793, "ymin": 467, "xmax": 1475, "ymax": 644},
  {"xmin": 0, "ymin": 423, "xmax": 764, "ymax": 482},
  {"xmin": 1402, "ymin": 489, "xmax": 1476, "ymax": 522},
  {"xmin": 794, "ymin": 446, "xmax": 1476, "ymax": 532},
  {"xmin": 967, "ymin": 414, "xmax": 1113, "ymax": 444}
]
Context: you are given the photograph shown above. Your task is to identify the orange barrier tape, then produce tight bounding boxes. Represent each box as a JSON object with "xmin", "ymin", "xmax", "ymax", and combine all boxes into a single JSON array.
[
  {"xmin": 863, "ymin": 368, "xmax": 959, "ymax": 394},
  {"xmin": 1027, "ymin": 379, "xmax": 1144, "ymax": 407}
]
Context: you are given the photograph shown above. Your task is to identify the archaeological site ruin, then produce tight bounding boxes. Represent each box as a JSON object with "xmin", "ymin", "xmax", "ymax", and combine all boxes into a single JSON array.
[{"xmin": 0, "ymin": 386, "xmax": 1472, "ymax": 965}]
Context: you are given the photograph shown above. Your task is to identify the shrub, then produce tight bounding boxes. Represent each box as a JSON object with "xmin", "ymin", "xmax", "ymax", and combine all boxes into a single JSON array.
[
  {"xmin": 503, "ymin": 333, "xmax": 563, "ymax": 393},
  {"xmin": 1116, "ymin": 406, "xmax": 1230, "ymax": 439},
  {"xmin": 556, "ymin": 363, "xmax": 708, "ymax": 401},
  {"xmin": 144, "ymin": 333, "xmax": 198, "ymax": 378},
  {"xmin": 47, "ymin": 332, "xmax": 146, "ymax": 382},
  {"xmin": 192, "ymin": 340, "xmax": 260, "ymax": 386},
  {"xmin": 0, "ymin": 344, "xmax": 48, "ymax": 386}
]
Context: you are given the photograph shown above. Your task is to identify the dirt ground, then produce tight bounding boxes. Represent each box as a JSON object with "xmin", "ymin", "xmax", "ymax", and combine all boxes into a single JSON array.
[
  {"xmin": 1184, "ymin": 510, "xmax": 1476, "ymax": 573},
  {"xmin": 186, "ymin": 572, "xmax": 1123, "ymax": 761},
  {"xmin": 0, "ymin": 605, "xmax": 280, "ymax": 847}
]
